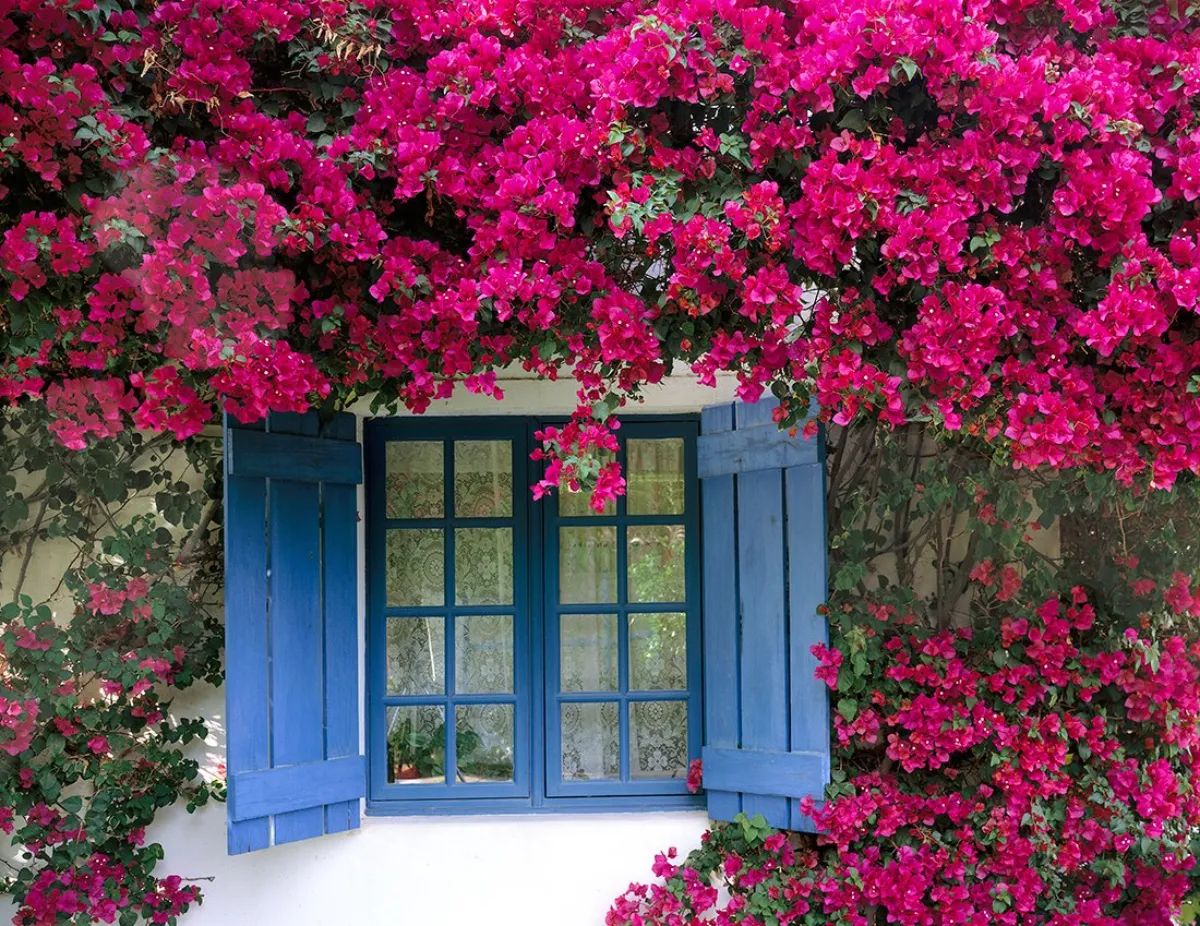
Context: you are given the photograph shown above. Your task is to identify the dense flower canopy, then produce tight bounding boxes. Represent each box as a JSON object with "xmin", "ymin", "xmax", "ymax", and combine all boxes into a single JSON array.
[{"xmin": 1, "ymin": 0, "xmax": 1199, "ymax": 491}]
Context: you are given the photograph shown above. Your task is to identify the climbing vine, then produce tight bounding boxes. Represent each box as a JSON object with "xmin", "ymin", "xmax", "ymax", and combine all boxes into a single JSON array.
[
  {"xmin": 0, "ymin": 407, "xmax": 223, "ymax": 925},
  {"xmin": 609, "ymin": 421, "xmax": 1200, "ymax": 925}
]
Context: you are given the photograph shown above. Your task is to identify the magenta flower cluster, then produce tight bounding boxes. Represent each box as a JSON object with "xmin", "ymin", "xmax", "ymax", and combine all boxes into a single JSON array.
[{"xmin": 609, "ymin": 577, "xmax": 1200, "ymax": 925}]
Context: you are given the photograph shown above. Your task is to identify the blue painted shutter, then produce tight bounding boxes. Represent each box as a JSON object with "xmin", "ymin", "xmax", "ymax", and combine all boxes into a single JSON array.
[
  {"xmin": 223, "ymin": 411, "xmax": 364, "ymax": 854},
  {"xmin": 699, "ymin": 400, "xmax": 830, "ymax": 831}
]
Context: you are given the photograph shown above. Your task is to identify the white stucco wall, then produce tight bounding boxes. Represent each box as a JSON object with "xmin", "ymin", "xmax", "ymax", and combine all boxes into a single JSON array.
[
  {"xmin": 151, "ymin": 678, "xmax": 707, "ymax": 925},
  {"xmin": 2, "ymin": 372, "xmax": 736, "ymax": 926}
]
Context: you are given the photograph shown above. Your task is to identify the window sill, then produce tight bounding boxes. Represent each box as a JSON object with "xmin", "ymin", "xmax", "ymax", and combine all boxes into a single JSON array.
[{"xmin": 365, "ymin": 794, "xmax": 706, "ymax": 817}]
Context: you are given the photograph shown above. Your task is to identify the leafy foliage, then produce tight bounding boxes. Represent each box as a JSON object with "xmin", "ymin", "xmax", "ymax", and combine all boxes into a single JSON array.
[
  {"xmin": 0, "ymin": 410, "xmax": 223, "ymax": 925},
  {"xmin": 610, "ymin": 421, "xmax": 1200, "ymax": 925}
]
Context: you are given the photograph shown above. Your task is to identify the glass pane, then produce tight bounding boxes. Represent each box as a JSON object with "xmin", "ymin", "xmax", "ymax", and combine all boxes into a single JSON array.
[
  {"xmin": 454, "ymin": 528, "xmax": 513, "ymax": 605},
  {"xmin": 628, "ymin": 526, "xmax": 685, "ymax": 603},
  {"xmin": 386, "ymin": 529, "xmax": 445, "ymax": 607},
  {"xmin": 386, "ymin": 441, "xmax": 444, "ymax": 519},
  {"xmin": 629, "ymin": 613, "xmax": 687, "ymax": 690},
  {"xmin": 455, "ymin": 441, "xmax": 513, "ymax": 518},
  {"xmin": 559, "ymin": 526, "xmax": 618, "ymax": 604},
  {"xmin": 386, "ymin": 705, "xmax": 446, "ymax": 784},
  {"xmin": 386, "ymin": 618, "xmax": 445, "ymax": 696},
  {"xmin": 561, "ymin": 702, "xmax": 619, "ymax": 781},
  {"xmin": 560, "ymin": 613, "xmax": 618, "ymax": 692},
  {"xmin": 627, "ymin": 439, "xmax": 685, "ymax": 515},
  {"xmin": 455, "ymin": 705, "xmax": 514, "ymax": 783},
  {"xmin": 630, "ymin": 701, "xmax": 687, "ymax": 779},
  {"xmin": 558, "ymin": 450, "xmax": 616, "ymax": 516},
  {"xmin": 455, "ymin": 615, "xmax": 513, "ymax": 694}
]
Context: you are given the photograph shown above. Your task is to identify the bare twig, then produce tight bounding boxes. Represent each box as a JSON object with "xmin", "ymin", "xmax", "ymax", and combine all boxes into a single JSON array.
[
  {"xmin": 11, "ymin": 494, "xmax": 50, "ymax": 603},
  {"xmin": 178, "ymin": 498, "xmax": 218, "ymax": 565},
  {"xmin": 935, "ymin": 530, "xmax": 979, "ymax": 631}
]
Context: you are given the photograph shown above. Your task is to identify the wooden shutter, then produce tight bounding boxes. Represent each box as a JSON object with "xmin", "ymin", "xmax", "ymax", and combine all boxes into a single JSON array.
[
  {"xmin": 699, "ymin": 400, "xmax": 830, "ymax": 831},
  {"xmin": 223, "ymin": 411, "xmax": 364, "ymax": 854}
]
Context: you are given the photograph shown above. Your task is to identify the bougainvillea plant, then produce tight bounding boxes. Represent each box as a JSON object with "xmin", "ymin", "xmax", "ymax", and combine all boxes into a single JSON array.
[
  {"xmin": 2, "ymin": 0, "xmax": 1200, "ymax": 921},
  {"xmin": 609, "ymin": 422, "xmax": 1200, "ymax": 925},
  {"xmin": 0, "ymin": 409, "xmax": 223, "ymax": 925}
]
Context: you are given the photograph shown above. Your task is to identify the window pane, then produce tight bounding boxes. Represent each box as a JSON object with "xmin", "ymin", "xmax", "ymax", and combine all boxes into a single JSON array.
[
  {"xmin": 629, "ymin": 613, "xmax": 687, "ymax": 690},
  {"xmin": 455, "ymin": 705, "xmax": 514, "ymax": 783},
  {"xmin": 559, "ymin": 526, "xmax": 618, "ymax": 604},
  {"xmin": 560, "ymin": 613, "xmax": 618, "ymax": 692},
  {"xmin": 387, "ymin": 529, "xmax": 445, "ymax": 607},
  {"xmin": 386, "ymin": 618, "xmax": 445, "ymax": 696},
  {"xmin": 627, "ymin": 439, "xmax": 685, "ymax": 515},
  {"xmin": 454, "ymin": 528, "xmax": 513, "ymax": 605},
  {"xmin": 386, "ymin": 705, "xmax": 446, "ymax": 784},
  {"xmin": 386, "ymin": 441, "xmax": 444, "ymax": 519},
  {"xmin": 455, "ymin": 441, "xmax": 513, "ymax": 518},
  {"xmin": 627, "ymin": 525, "xmax": 685, "ymax": 603},
  {"xmin": 630, "ymin": 701, "xmax": 687, "ymax": 779},
  {"xmin": 561, "ymin": 702, "xmax": 619, "ymax": 781},
  {"xmin": 455, "ymin": 614, "xmax": 513, "ymax": 694}
]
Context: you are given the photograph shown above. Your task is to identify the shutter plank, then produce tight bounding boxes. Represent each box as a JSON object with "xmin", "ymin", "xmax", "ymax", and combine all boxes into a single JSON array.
[
  {"xmin": 322, "ymin": 416, "xmax": 361, "ymax": 834},
  {"xmin": 697, "ymin": 423, "xmax": 820, "ymax": 478},
  {"xmin": 701, "ymin": 403, "xmax": 740, "ymax": 819},
  {"xmin": 786, "ymin": 462, "xmax": 830, "ymax": 831},
  {"xmin": 701, "ymin": 469, "xmax": 740, "ymax": 820},
  {"xmin": 268, "ymin": 477, "xmax": 326, "ymax": 845},
  {"xmin": 735, "ymin": 468, "xmax": 790, "ymax": 827},
  {"xmin": 701, "ymin": 747, "xmax": 826, "ymax": 799},
  {"xmin": 227, "ymin": 429, "xmax": 362, "ymax": 485},
  {"xmin": 230, "ymin": 756, "xmax": 365, "ymax": 822},
  {"xmin": 224, "ymin": 424, "xmax": 271, "ymax": 855}
]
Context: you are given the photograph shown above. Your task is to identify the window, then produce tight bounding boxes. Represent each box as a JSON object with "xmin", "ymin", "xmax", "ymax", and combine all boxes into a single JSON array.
[
  {"xmin": 222, "ymin": 403, "xmax": 828, "ymax": 852},
  {"xmin": 364, "ymin": 417, "xmax": 702, "ymax": 813}
]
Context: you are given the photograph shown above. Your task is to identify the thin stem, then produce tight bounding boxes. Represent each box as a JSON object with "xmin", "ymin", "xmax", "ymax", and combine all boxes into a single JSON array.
[{"xmin": 11, "ymin": 494, "xmax": 50, "ymax": 603}]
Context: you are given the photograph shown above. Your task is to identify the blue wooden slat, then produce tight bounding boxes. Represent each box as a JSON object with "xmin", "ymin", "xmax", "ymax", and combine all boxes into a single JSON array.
[
  {"xmin": 268, "ymin": 476, "xmax": 326, "ymax": 845},
  {"xmin": 736, "ymin": 467, "xmax": 790, "ymax": 825},
  {"xmin": 700, "ymin": 404, "xmax": 741, "ymax": 821},
  {"xmin": 229, "ymin": 756, "xmax": 366, "ymax": 822},
  {"xmin": 786, "ymin": 461, "xmax": 830, "ymax": 831},
  {"xmin": 700, "ymin": 404, "xmax": 734, "ymax": 437},
  {"xmin": 227, "ymin": 429, "xmax": 363, "ymax": 485},
  {"xmin": 698, "ymin": 423, "xmax": 821, "ymax": 478},
  {"xmin": 735, "ymin": 397, "xmax": 779, "ymax": 428},
  {"xmin": 322, "ymin": 413, "xmax": 361, "ymax": 834},
  {"xmin": 700, "ymin": 747, "xmax": 827, "ymax": 807},
  {"xmin": 265, "ymin": 411, "xmax": 326, "ymax": 846},
  {"xmin": 224, "ymin": 418, "xmax": 270, "ymax": 855}
]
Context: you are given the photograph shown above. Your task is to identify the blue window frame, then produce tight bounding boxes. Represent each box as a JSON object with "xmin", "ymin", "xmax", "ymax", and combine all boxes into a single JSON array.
[{"xmin": 364, "ymin": 416, "xmax": 703, "ymax": 814}]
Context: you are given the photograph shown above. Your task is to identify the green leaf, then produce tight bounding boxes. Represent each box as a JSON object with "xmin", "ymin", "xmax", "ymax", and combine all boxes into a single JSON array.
[
  {"xmin": 60, "ymin": 795, "xmax": 84, "ymax": 814},
  {"xmin": 838, "ymin": 110, "xmax": 867, "ymax": 132}
]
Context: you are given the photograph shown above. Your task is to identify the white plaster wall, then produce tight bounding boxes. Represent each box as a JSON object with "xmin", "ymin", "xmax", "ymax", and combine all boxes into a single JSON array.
[{"xmin": 148, "ymin": 676, "xmax": 707, "ymax": 926}]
